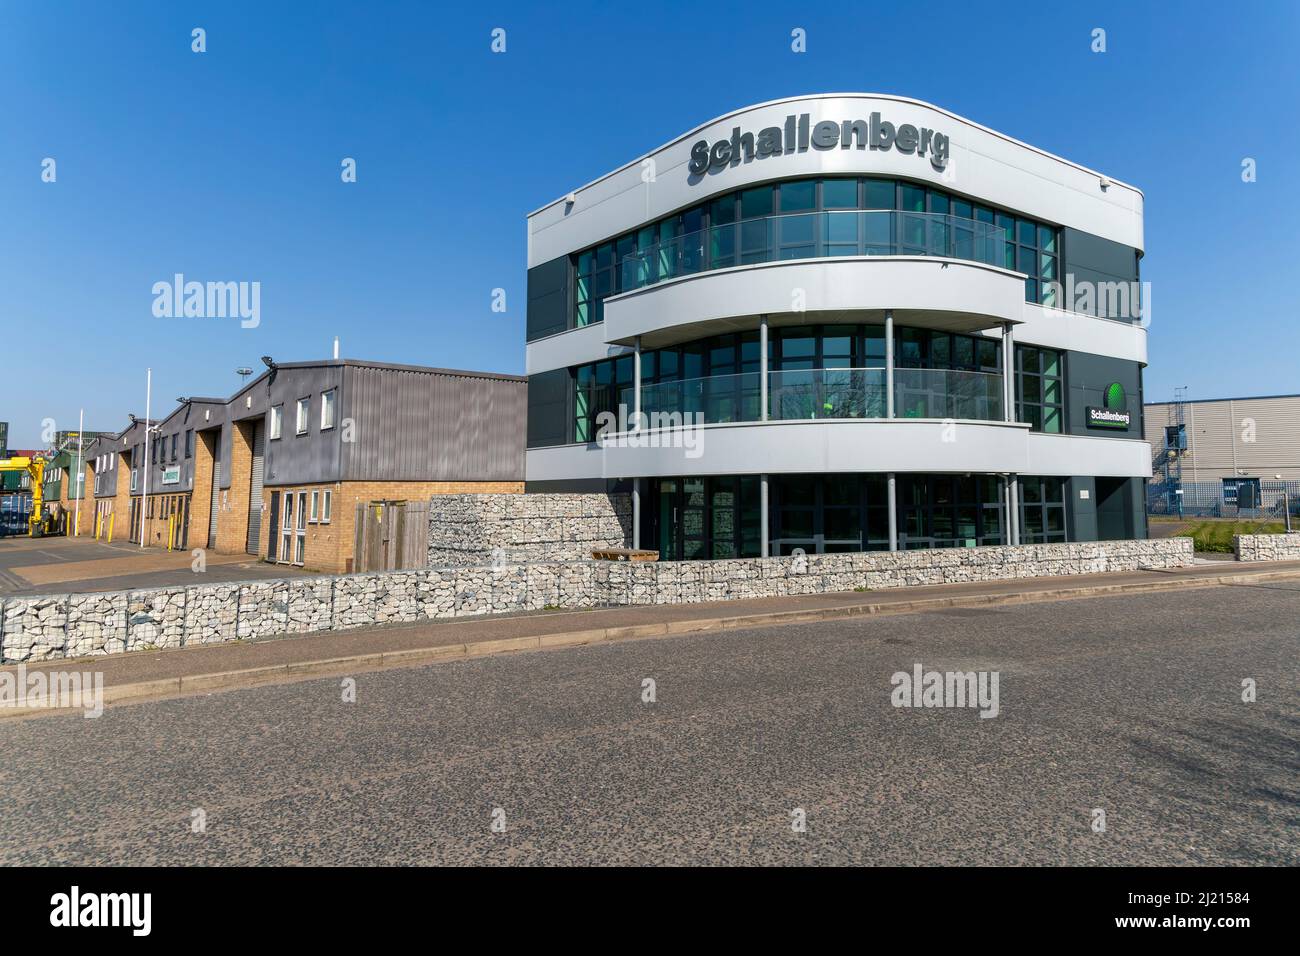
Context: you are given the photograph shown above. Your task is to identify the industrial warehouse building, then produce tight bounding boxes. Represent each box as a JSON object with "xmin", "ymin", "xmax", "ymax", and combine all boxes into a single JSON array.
[
  {"xmin": 1146, "ymin": 393, "xmax": 1300, "ymax": 482},
  {"xmin": 83, "ymin": 359, "xmax": 526, "ymax": 572},
  {"xmin": 1145, "ymin": 392, "xmax": 1300, "ymax": 517},
  {"xmin": 525, "ymin": 93, "xmax": 1152, "ymax": 557}
]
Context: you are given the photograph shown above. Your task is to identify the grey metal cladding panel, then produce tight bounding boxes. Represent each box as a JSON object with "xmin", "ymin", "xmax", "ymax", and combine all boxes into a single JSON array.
[
  {"xmin": 1064, "ymin": 351, "xmax": 1143, "ymax": 438},
  {"xmin": 262, "ymin": 365, "xmax": 344, "ymax": 486},
  {"xmin": 528, "ymin": 369, "xmax": 570, "ymax": 448},
  {"xmin": 342, "ymin": 366, "xmax": 525, "ymax": 482},
  {"xmin": 1233, "ymin": 396, "xmax": 1300, "ymax": 470},
  {"xmin": 527, "ymin": 256, "xmax": 570, "ymax": 342},
  {"xmin": 1062, "ymin": 228, "xmax": 1139, "ymax": 281}
]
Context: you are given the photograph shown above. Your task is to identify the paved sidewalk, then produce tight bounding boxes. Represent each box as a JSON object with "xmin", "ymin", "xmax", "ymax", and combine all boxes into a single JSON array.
[
  {"xmin": 0, "ymin": 535, "xmax": 310, "ymax": 595},
  {"xmin": 5, "ymin": 559, "xmax": 1300, "ymax": 716}
]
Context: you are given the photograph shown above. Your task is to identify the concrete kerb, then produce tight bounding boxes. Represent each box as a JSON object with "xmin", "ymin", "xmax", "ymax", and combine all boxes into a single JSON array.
[{"xmin": 7, "ymin": 562, "xmax": 1297, "ymax": 719}]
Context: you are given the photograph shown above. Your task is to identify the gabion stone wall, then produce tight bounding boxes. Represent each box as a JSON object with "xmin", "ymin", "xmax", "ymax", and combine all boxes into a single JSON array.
[
  {"xmin": 0, "ymin": 537, "xmax": 1194, "ymax": 664},
  {"xmin": 427, "ymin": 493, "xmax": 632, "ymax": 564},
  {"xmin": 1234, "ymin": 533, "xmax": 1300, "ymax": 562}
]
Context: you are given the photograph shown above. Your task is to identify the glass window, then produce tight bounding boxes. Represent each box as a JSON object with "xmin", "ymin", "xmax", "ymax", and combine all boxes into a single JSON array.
[
  {"xmin": 821, "ymin": 178, "xmax": 857, "ymax": 209},
  {"xmin": 322, "ymin": 490, "xmax": 332, "ymax": 523},
  {"xmin": 864, "ymin": 179, "xmax": 894, "ymax": 210},
  {"xmin": 570, "ymin": 176, "xmax": 1061, "ymax": 318},
  {"xmin": 321, "ymin": 389, "xmax": 336, "ymax": 430},
  {"xmin": 310, "ymin": 490, "xmax": 319, "ymax": 522},
  {"xmin": 740, "ymin": 185, "xmax": 773, "ymax": 219},
  {"xmin": 1020, "ymin": 476, "xmax": 1067, "ymax": 543},
  {"xmin": 1016, "ymin": 345, "xmax": 1065, "ymax": 434},
  {"xmin": 779, "ymin": 179, "xmax": 815, "ymax": 212},
  {"xmin": 270, "ymin": 404, "xmax": 283, "ymax": 440},
  {"xmin": 296, "ymin": 398, "xmax": 309, "ymax": 435}
]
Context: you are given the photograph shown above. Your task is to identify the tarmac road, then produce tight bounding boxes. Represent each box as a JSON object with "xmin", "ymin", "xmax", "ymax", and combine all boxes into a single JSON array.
[{"xmin": 0, "ymin": 582, "xmax": 1296, "ymax": 865}]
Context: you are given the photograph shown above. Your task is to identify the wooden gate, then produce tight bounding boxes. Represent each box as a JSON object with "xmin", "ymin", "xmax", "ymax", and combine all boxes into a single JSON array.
[{"xmin": 353, "ymin": 500, "xmax": 429, "ymax": 572}]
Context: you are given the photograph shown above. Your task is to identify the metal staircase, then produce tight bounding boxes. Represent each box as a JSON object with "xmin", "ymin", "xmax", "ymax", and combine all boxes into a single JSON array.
[{"xmin": 1152, "ymin": 386, "xmax": 1188, "ymax": 516}]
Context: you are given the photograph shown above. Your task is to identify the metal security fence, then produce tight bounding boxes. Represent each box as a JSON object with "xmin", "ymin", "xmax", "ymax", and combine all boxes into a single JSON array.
[{"xmin": 1148, "ymin": 479, "xmax": 1300, "ymax": 522}]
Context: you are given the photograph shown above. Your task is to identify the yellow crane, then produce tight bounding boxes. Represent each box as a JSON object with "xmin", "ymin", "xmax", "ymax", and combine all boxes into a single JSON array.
[{"xmin": 0, "ymin": 455, "xmax": 48, "ymax": 537}]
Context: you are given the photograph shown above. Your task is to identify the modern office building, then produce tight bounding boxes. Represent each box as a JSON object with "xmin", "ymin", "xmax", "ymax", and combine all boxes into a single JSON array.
[
  {"xmin": 84, "ymin": 359, "xmax": 526, "ymax": 571},
  {"xmin": 525, "ymin": 94, "xmax": 1151, "ymax": 558}
]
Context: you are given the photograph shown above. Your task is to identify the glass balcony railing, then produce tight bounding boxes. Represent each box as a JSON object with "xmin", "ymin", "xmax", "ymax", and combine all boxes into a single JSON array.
[
  {"xmin": 892, "ymin": 367, "xmax": 1004, "ymax": 422},
  {"xmin": 618, "ymin": 367, "xmax": 1004, "ymax": 427},
  {"xmin": 620, "ymin": 210, "xmax": 1006, "ymax": 292}
]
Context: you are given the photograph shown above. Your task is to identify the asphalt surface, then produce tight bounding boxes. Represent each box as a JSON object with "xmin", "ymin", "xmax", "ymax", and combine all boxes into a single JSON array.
[
  {"xmin": 0, "ymin": 583, "xmax": 1296, "ymax": 865},
  {"xmin": 0, "ymin": 536, "xmax": 308, "ymax": 595}
]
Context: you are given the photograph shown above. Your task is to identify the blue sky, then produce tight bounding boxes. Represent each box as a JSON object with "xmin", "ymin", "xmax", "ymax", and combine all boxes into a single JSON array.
[{"xmin": 1, "ymin": 0, "xmax": 1297, "ymax": 446}]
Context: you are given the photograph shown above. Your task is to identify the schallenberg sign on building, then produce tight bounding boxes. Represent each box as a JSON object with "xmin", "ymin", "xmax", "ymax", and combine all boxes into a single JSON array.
[
  {"xmin": 1086, "ymin": 384, "xmax": 1132, "ymax": 430},
  {"xmin": 688, "ymin": 112, "xmax": 950, "ymax": 177}
]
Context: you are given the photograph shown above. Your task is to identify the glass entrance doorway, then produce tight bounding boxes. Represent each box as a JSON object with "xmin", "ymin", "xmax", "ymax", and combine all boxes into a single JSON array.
[{"xmin": 652, "ymin": 477, "xmax": 761, "ymax": 560}]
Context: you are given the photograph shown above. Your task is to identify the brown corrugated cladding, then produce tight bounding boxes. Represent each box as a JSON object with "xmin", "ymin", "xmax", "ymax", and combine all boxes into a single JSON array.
[{"xmin": 340, "ymin": 364, "xmax": 526, "ymax": 482}]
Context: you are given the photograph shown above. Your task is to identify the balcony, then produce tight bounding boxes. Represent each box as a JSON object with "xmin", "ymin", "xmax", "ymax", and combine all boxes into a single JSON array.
[
  {"xmin": 620, "ymin": 210, "xmax": 1006, "ymax": 292},
  {"xmin": 620, "ymin": 367, "xmax": 1004, "ymax": 426}
]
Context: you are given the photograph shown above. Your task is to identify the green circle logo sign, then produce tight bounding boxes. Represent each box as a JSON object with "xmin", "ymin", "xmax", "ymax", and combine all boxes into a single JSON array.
[{"xmin": 1104, "ymin": 382, "xmax": 1126, "ymax": 410}]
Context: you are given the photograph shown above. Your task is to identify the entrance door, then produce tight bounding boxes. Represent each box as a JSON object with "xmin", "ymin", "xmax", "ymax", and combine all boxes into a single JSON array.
[
  {"xmin": 294, "ymin": 490, "xmax": 307, "ymax": 565},
  {"xmin": 245, "ymin": 422, "xmax": 265, "ymax": 554},
  {"xmin": 279, "ymin": 491, "xmax": 294, "ymax": 564},
  {"xmin": 657, "ymin": 480, "xmax": 679, "ymax": 560},
  {"xmin": 267, "ymin": 492, "xmax": 279, "ymax": 561},
  {"xmin": 1096, "ymin": 477, "xmax": 1132, "ymax": 541},
  {"xmin": 680, "ymin": 478, "xmax": 707, "ymax": 560}
]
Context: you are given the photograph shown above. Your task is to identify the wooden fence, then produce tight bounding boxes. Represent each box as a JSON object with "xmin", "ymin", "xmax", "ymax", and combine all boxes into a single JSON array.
[{"xmin": 352, "ymin": 500, "xmax": 429, "ymax": 572}]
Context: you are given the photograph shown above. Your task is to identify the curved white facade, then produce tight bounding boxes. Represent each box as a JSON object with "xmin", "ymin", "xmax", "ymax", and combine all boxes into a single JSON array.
[{"xmin": 525, "ymin": 94, "xmax": 1152, "ymax": 555}]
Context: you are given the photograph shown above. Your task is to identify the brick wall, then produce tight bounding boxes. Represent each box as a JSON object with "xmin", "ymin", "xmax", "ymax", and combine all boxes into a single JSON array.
[
  {"xmin": 188, "ymin": 429, "xmax": 217, "ymax": 551},
  {"xmin": 255, "ymin": 480, "xmax": 525, "ymax": 574},
  {"xmin": 109, "ymin": 451, "xmax": 133, "ymax": 543},
  {"xmin": 214, "ymin": 420, "xmax": 254, "ymax": 554}
]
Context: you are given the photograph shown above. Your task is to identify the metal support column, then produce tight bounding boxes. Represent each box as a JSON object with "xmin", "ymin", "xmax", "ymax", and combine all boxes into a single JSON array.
[
  {"xmin": 1008, "ymin": 474, "xmax": 1020, "ymax": 546},
  {"xmin": 632, "ymin": 479, "xmax": 641, "ymax": 550},
  {"xmin": 888, "ymin": 472, "xmax": 898, "ymax": 552},
  {"xmin": 760, "ymin": 473, "xmax": 770, "ymax": 557},
  {"xmin": 1002, "ymin": 321, "xmax": 1015, "ymax": 423},
  {"xmin": 632, "ymin": 335, "xmax": 642, "ymax": 432},
  {"xmin": 885, "ymin": 310, "xmax": 895, "ymax": 419},
  {"xmin": 759, "ymin": 315, "xmax": 769, "ymax": 422}
]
